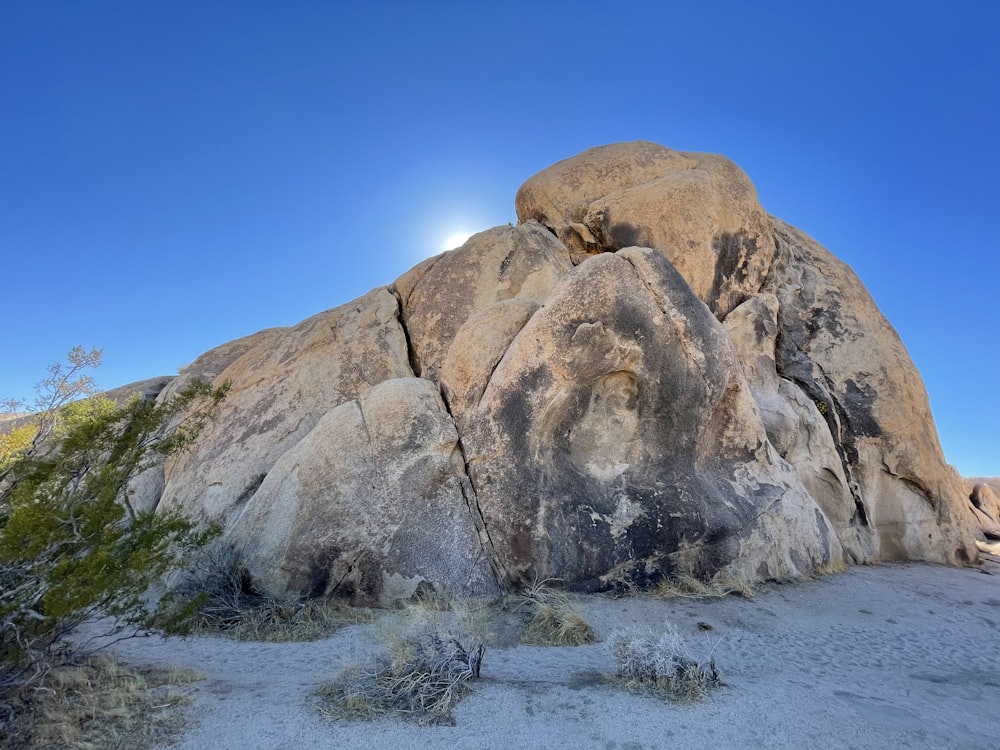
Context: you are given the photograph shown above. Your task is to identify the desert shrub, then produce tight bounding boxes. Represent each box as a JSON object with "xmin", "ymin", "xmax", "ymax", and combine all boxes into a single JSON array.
[
  {"xmin": 516, "ymin": 579, "xmax": 594, "ymax": 647},
  {"xmin": 222, "ymin": 599, "xmax": 370, "ymax": 642},
  {"xmin": 0, "ymin": 654, "xmax": 201, "ymax": 750},
  {"xmin": 315, "ymin": 626, "xmax": 485, "ymax": 725},
  {"xmin": 0, "ymin": 349, "xmax": 227, "ymax": 726},
  {"xmin": 608, "ymin": 623, "xmax": 721, "ymax": 703},
  {"xmin": 177, "ymin": 543, "xmax": 370, "ymax": 642}
]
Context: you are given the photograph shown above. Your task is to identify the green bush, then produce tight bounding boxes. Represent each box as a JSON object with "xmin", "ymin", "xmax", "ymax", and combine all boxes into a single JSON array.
[{"xmin": 0, "ymin": 349, "xmax": 227, "ymax": 721}]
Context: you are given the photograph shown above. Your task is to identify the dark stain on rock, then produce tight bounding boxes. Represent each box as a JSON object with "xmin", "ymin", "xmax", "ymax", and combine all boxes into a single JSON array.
[
  {"xmin": 609, "ymin": 221, "xmax": 646, "ymax": 249},
  {"xmin": 841, "ymin": 379, "xmax": 880, "ymax": 438},
  {"xmin": 236, "ymin": 473, "xmax": 266, "ymax": 505},
  {"xmin": 815, "ymin": 508, "xmax": 831, "ymax": 560},
  {"xmin": 498, "ymin": 249, "xmax": 514, "ymax": 278},
  {"xmin": 709, "ymin": 232, "xmax": 756, "ymax": 314}
]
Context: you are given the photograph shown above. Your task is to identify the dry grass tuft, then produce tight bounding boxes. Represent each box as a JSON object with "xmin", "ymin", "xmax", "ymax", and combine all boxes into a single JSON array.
[
  {"xmin": 808, "ymin": 560, "xmax": 848, "ymax": 578},
  {"xmin": 1, "ymin": 655, "xmax": 201, "ymax": 750},
  {"xmin": 315, "ymin": 628, "xmax": 484, "ymax": 725},
  {"xmin": 608, "ymin": 623, "xmax": 721, "ymax": 703},
  {"xmin": 652, "ymin": 572, "xmax": 755, "ymax": 600},
  {"xmin": 515, "ymin": 580, "xmax": 595, "ymax": 647},
  {"xmin": 212, "ymin": 599, "xmax": 371, "ymax": 642}
]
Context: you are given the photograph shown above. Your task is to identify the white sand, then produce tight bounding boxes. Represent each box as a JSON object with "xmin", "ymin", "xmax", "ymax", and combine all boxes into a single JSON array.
[{"xmin": 94, "ymin": 560, "xmax": 1000, "ymax": 750}]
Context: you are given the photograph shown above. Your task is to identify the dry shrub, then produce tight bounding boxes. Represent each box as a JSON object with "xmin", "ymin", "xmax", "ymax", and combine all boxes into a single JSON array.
[
  {"xmin": 219, "ymin": 599, "xmax": 370, "ymax": 642},
  {"xmin": 516, "ymin": 580, "xmax": 594, "ymax": 647},
  {"xmin": 315, "ymin": 630, "xmax": 484, "ymax": 725},
  {"xmin": 180, "ymin": 544, "xmax": 370, "ymax": 642},
  {"xmin": 652, "ymin": 572, "xmax": 755, "ymax": 600},
  {"xmin": 608, "ymin": 624, "xmax": 721, "ymax": 703},
  {"xmin": 1, "ymin": 655, "xmax": 201, "ymax": 750}
]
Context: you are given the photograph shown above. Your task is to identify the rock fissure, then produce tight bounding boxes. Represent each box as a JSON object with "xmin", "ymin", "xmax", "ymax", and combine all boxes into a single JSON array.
[
  {"xmin": 329, "ymin": 551, "xmax": 365, "ymax": 598},
  {"xmin": 782, "ymin": 366, "xmax": 870, "ymax": 528},
  {"xmin": 389, "ymin": 288, "xmax": 421, "ymax": 379},
  {"xmin": 435, "ymin": 385, "xmax": 504, "ymax": 591}
]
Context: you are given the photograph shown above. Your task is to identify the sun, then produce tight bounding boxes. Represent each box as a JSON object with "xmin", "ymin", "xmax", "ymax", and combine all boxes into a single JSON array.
[{"xmin": 443, "ymin": 231, "xmax": 472, "ymax": 251}]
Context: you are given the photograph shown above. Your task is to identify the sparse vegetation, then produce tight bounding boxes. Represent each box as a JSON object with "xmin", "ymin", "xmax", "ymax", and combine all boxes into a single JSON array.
[
  {"xmin": 0, "ymin": 349, "xmax": 227, "ymax": 734},
  {"xmin": 807, "ymin": 560, "xmax": 847, "ymax": 578},
  {"xmin": 315, "ymin": 612, "xmax": 485, "ymax": 725},
  {"xmin": 178, "ymin": 543, "xmax": 371, "ymax": 642},
  {"xmin": 651, "ymin": 572, "xmax": 755, "ymax": 600},
  {"xmin": 608, "ymin": 623, "xmax": 721, "ymax": 703},
  {"xmin": 516, "ymin": 580, "xmax": 594, "ymax": 647},
  {"xmin": 0, "ymin": 654, "xmax": 201, "ymax": 750}
]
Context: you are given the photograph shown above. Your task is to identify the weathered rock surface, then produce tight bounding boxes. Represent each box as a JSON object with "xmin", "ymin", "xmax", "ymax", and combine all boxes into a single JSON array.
[
  {"xmin": 139, "ymin": 140, "xmax": 978, "ymax": 602},
  {"xmin": 766, "ymin": 218, "xmax": 973, "ymax": 563},
  {"xmin": 225, "ymin": 378, "xmax": 497, "ymax": 604},
  {"xmin": 515, "ymin": 141, "xmax": 775, "ymax": 317},
  {"xmin": 462, "ymin": 247, "xmax": 838, "ymax": 589}
]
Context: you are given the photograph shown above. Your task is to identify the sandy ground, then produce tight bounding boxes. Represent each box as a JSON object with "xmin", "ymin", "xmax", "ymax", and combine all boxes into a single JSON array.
[{"xmin": 91, "ymin": 560, "xmax": 1000, "ymax": 750}]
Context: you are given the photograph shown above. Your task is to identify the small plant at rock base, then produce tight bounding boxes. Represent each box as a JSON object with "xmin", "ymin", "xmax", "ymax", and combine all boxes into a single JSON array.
[
  {"xmin": 608, "ymin": 623, "xmax": 721, "ymax": 704},
  {"xmin": 808, "ymin": 560, "xmax": 847, "ymax": 579},
  {"xmin": 515, "ymin": 578, "xmax": 595, "ymax": 647},
  {"xmin": 652, "ymin": 572, "xmax": 755, "ymax": 601},
  {"xmin": 176, "ymin": 543, "xmax": 370, "ymax": 642}
]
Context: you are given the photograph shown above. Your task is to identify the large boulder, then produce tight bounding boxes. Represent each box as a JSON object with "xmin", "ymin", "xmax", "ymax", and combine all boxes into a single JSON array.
[
  {"xmin": 515, "ymin": 141, "xmax": 775, "ymax": 317},
  {"xmin": 394, "ymin": 220, "xmax": 573, "ymax": 383},
  {"xmin": 462, "ymin": 247, "xmax": 838, "ymax": 590},
  {"xmin": 966, "ymin": 479, "xmax": 1000, "ymax": 540},
  {"xmin": 155, "ymin": 287, "xmax": 415, "ymax": 533},
  {"xmin": 768, "ymin": 219, "xmax": 972, "ymax": 564},
  {"xmin": 225, "ymin": 377, "xmax": 498, "ymax": 604},
  {"xmin": 136, "ymin": 140, "xmax": 978, "ymax": 603}
]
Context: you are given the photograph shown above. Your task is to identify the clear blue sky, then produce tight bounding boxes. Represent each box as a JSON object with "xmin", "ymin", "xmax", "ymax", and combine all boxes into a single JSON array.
[{"xmin": 2, "ymin": 1, "xmax": 997, "ymax": 476}]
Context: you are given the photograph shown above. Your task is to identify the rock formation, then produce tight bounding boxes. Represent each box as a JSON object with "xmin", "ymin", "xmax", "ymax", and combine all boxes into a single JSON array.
[
  {"xmin": 965, "ymin": 478, "xmax": 1000, "ymax": 540},
  {"xmin": 134, "ymin": 141, "xmax": 978, "ymax": 604}
]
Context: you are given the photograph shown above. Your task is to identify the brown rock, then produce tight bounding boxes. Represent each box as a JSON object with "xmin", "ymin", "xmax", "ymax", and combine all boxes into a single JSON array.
[
  {"xmin": 394, "ymin": 221, "xmax": 572, "ymax": 382},
  {"xmin": 515, "ymin": 141, "xmax": 775, "ymax": 316},
  {"xmin": 968, "ymin": 481, "xmax": 1000, "ymax": 540},
  {"xmin": 226, "ymin": 378, "xmax": 498, "ymax": 603},
  {"xmin": 154, "ymin": 287, "xmax": 414, "ymax": 528}
]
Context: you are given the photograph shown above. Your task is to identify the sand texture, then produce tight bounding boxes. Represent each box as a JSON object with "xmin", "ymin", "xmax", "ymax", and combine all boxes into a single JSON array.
[{"xmin": 91, "ymin": 561, "xmax": 1000, "ymax": 749}]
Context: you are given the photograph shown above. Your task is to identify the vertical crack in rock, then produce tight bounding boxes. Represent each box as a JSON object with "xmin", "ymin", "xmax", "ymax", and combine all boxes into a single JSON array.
[
  {"xmin": 438, "ymin": 385, "xmax": 505, "ymax": 591},
  {"xmin": 474, "ymin": 314, "xmax": 537, "ymax": 412},
  {"xmin": 389, "ymin": 287, "xmax": 421, "ymax": 379},
  {"xmin": 389, "ymin": 283, "xmax": 504, "ymax": 590},
  {"xmin": 330, "ymin": 551, "xmax": 365, "ymax": 600},
  {"xmin": 779, "ymin": 363, "xmax": 870, "ymax": 528},
  {"xmin": 388, "ymin": 252, "xmax": 448, "ymax": 379}
]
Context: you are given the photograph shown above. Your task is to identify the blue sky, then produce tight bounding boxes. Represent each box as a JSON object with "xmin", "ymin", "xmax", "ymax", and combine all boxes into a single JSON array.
[{"xmin": 2, "ymin": 1, "xmax": 997, "ymax": 476}]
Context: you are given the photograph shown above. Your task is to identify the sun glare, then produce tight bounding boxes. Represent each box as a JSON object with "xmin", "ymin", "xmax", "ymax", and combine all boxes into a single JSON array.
[{"xmin": 444, "ymin": 231, "xmax": 472, "ymax": 251}]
